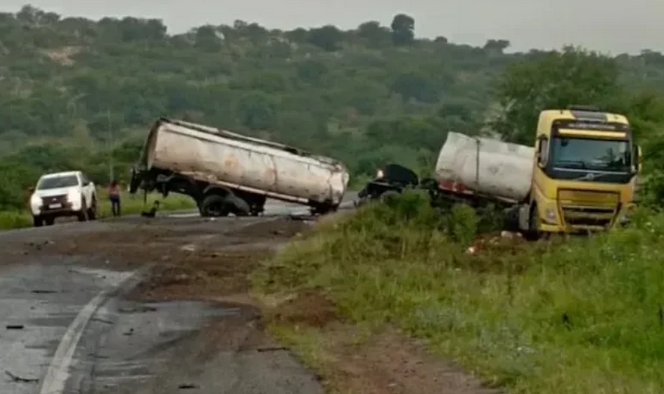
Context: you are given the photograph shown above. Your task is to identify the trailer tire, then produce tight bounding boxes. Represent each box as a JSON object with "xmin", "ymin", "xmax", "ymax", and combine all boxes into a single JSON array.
[
  {"xmin": 200, "ymin": 194, "xmax": 230, "ymax": 217},
  {"xmin": 227, "ymin": 195, "xmax": 251, "ymax": 216}
]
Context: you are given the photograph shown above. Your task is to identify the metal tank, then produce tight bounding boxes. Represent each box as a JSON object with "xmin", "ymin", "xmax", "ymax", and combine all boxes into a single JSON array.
[
  {"xmin": 434, "ymin": 132, "xmax": 535, "ymax": 203},
  {"xmin": 142, "ymin": 118, "xmax": 350, "ymax": 207}
]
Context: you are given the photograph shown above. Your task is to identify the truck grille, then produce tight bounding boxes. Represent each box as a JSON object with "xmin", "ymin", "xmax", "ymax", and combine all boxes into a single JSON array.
[
  {"xmin": 557, "ymin": 188, "xmax": 620, "ymax": 230},
  {"xmin": 560, "ymin": 205, "xmax": 616, "ymax": 228}
]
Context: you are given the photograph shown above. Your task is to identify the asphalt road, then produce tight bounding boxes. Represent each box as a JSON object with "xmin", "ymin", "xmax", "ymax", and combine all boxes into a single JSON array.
[{"xmin": 0, "ymin": 195, "xmax": 356, "ymax": 394}]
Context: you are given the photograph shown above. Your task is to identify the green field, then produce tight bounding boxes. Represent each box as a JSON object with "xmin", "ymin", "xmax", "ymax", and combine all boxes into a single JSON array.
[{"xmin": 256, "ymin": 193, "xmax": 664, "ymax": 394}]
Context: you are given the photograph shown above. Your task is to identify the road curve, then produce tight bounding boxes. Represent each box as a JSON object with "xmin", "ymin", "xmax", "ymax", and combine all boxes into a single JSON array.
[{"xmin": 1, "ymin": 196, "xmax": 356, "ymax": 394}]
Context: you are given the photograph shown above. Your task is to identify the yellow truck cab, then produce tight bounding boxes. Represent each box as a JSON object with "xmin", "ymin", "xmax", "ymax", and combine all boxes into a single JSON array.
[{"xmin": 518, "ymin": 105, "xmax": 642, "ymax": 236}]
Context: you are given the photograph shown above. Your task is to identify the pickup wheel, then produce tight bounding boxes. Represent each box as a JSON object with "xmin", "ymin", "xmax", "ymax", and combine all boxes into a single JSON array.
[
  {"xmin": 44, "ymin": 216, "xmax": 55, "ymax": 226},
  {"xmin": 88, "ymin": 196, "xmax": 98, "ymax": 220},
  {"xmin": 33, "ymin": 216, "xmax": 43, "ymax": 227},
  {"xmin": 77, "ymin": 200, "xmax": 89, "ymax": 222}
]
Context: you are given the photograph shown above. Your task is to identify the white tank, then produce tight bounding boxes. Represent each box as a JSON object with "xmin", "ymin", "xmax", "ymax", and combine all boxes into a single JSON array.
[
  {"xmin": 434, "ymin": 132, "xmax": 534, "ymax": 202},
  {"xmin": 142, "ymin": 119, "xmax": 350, "ymax": 207}
]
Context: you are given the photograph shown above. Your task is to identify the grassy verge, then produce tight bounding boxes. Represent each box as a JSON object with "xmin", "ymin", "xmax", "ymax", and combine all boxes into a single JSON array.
[
  {"xmin": 0, "ymin": 191, "xmax": 196, "ymax": 231},
  {"xmin": 255, "ymin": 191, "xmax": 664, "ymax": 394}
]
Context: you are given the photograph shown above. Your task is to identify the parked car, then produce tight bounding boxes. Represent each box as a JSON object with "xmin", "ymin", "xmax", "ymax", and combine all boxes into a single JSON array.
[{"xmin": 29, "ymin": 171, "xmax": 98, "ymax": 227}]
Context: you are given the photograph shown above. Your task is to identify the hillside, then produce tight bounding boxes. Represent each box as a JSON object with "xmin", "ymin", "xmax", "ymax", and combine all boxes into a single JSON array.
[{"xmin": 2, "ymin": 5, "xmax": 664, "ymax": 210}]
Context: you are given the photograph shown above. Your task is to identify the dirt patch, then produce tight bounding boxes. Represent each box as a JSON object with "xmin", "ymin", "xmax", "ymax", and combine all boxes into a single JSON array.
[
  {"xmin": 323, "ymin": 326, "xmax": 500, "ymax": 394},
  {"xmin": 263, "ymin": 288, "xmax": 497, "ymax": 394},
  {"xmin": 268, "ymin": 291, "xmax": 338, "ymax": 328}
]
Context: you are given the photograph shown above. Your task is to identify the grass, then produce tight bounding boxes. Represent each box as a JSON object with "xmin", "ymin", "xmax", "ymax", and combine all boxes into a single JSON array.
[
  {"xmin": 255, "ymin": 191, "xmax": 664, "ymax": 394},
  {"xmin": 0, "ymin": 190, "xmax": 196, "ymax": 230}
]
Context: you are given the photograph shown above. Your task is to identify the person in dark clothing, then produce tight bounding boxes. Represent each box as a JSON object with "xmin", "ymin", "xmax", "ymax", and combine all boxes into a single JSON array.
[{"xmin": 108, "ymin": 180, "xmax": 121, "ymax": 217}]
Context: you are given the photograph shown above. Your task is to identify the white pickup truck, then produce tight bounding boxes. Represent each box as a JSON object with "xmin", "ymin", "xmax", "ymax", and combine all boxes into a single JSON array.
[{"xmin": 29, "ymin": 171, "xmax": 98, "ymax": 227}]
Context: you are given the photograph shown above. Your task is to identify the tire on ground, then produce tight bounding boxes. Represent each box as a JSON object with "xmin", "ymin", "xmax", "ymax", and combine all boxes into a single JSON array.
[
  {"xmin": 33, "ymin": 216, "xmax": 43, "ymax": 227},
  {"xmin": 227, "ymin": 195, "xmax": 250, "ymax": 216},
  {"xmin": 200, "ymin": 194, "xmax": 230, "ymax": 217}
]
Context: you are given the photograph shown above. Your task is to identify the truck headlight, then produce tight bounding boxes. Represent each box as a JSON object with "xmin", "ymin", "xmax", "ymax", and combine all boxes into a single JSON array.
[
  {"xmin": 544, "ymin": 208, "xmax": 557, "ymax": 223},
  {"xmin": 376, "ymin": 169, "xmax": 384, "ymax": 179}
]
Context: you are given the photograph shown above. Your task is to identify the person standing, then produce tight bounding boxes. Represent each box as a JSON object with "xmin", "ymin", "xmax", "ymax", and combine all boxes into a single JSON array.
[{"xmin": 108, "ymin": 180, "xmax": 121, "ymax": 217}]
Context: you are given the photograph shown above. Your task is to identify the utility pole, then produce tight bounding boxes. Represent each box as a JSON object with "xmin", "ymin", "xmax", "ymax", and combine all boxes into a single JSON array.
[{"xmin": 107, "ymin": 108, "xmax": 114, "ymax": 182}]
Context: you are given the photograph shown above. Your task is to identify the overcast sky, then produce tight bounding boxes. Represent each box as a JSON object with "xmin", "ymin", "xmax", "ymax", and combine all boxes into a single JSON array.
[{"xmin": 1, "ymin": 0, "xmax": 662, "ymax": 54}]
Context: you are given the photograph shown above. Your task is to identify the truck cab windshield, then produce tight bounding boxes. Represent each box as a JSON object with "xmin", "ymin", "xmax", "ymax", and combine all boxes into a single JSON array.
[
  {"xmin": 551, "ymin": 137, "xmax": 631, "ymax": 173},
  {"xmin": 37, "ymin": 175, "xmax": 79, "ymax": 190}
]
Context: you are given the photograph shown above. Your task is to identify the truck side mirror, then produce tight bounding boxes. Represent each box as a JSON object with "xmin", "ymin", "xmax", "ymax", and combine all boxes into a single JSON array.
[{"xmin": 633, "ymin": 144, "xmax": 643, "ymax": 173}]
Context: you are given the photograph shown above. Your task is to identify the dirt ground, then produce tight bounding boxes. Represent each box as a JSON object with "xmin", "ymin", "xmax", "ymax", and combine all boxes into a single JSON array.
[{"xmin": 10, "ymin": 215, "xmax": 499, "ymax": 394}]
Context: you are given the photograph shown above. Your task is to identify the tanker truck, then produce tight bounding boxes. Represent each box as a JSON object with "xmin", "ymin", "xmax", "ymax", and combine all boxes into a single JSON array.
[
  {"xmin": 129, "ymin": 118, "xmax": 350, "ymax": 217},
  {"xmin": 358, "ymin": 106, "xmax": 642, "ymax": 237}
]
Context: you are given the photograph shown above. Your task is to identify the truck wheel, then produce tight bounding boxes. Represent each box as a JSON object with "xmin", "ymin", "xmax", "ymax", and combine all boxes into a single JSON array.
[
  {"xmin": 33, "ymin": 216, "xmax": 43, "ymax": 227},
  {"xmin": 200, "ymin": 194, "xmax": 230, "ymax": 217},
  {"xmin": 525, "ymin": 206, "xmax": 541, "ymax": 241}
]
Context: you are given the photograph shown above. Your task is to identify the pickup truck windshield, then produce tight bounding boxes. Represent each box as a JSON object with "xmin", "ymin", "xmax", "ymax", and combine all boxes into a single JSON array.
[
  {"xmin": 551, "ymin": 137, "xmax": 631, "ymax": 173},
  {"xmin": 37, "ymin": 175, "xmax": 79, "ymax": 190}
]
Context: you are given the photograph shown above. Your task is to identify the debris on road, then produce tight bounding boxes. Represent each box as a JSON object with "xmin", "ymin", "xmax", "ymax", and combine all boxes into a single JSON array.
[
  {"xmin": 178, "ymin": 383, "xmax": 200, "ymax": 389},
  {"xmin": 5, "ymin": 325, "xmax": 24, "ymax": 330},
  {"xmin": 31, "ymin": 289, "xmax": 57, "ymax": 294},
  {"xmin": 5, "ymin": 371, "xmax": 38, "ymax": 383}
]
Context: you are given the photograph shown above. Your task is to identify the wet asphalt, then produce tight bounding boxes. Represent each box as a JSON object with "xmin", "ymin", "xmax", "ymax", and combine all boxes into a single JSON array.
[{"xmin": 0, "ymin": 195, "xmax": 356, "ymax": 394}]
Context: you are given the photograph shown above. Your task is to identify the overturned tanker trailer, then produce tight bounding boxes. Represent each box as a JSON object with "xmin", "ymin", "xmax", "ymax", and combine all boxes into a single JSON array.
[
  {"xmin": 357, "ymin": 131, "xmax": 534, "ymax": 210},
  {"xmin": 129, "ymin": 118, "xmax": 350, "ymax": 217}
]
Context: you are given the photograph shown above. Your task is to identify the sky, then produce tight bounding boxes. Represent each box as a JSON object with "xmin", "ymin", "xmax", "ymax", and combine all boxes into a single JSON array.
[{"xmin": 1, "ymin": 0, "xmax": 662, "ymax": 54}]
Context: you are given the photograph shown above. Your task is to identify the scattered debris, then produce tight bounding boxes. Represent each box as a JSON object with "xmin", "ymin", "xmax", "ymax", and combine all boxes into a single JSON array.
[
  {"xmin": 178, "ymin": 383, "xmax": 200, "ymax": 389},
  {"xmin": 256, "ymin": 346, "xmax": 289, "ymax": 352},
  {"xmin": 5, "ymin": 370, "xmax": 38, "ymax": 383},
  {"xmin": 6, "ymin": 325, "xmax": 24, "ymax": 330},
  {"xmin": 123, "ymin": 328, "xmax": 134, "ymax": 336},
  {"xmin": 91, "ymin": 317, "xmax": 114, "ymax": 324},
  {"xmin": 119, "ymin": 305, "xmax": 158, "ymax": 313},
  {"xmin": 180, "ymin": 244, "xmax": 196, "ymax": 252},
  {"xmin": 31, "ymin": 289, "xmax": 57, "ymax": 294}
]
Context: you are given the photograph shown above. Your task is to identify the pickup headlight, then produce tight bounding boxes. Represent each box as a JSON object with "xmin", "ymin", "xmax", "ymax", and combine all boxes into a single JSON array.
[
  {"xmin": 30, "ymin": 194, "xmax": 41, "ymax": 205},
  {"xmin": 376, "ymin": 169, "xmax": 384, "ymax": 179},
  {"xmin": 67, "ymin": 190, "xmax": 81, "ymax": 203}
]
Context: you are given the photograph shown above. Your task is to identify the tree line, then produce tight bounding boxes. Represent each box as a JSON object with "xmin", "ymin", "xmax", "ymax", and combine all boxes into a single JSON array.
[{"xmin": 1, "ymin": 5, "xmax": 664, "ymax": 210}]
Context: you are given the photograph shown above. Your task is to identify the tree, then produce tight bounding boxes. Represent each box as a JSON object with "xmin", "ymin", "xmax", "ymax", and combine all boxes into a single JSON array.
[
  {"xmin": 308, "ymin": 25, "xmax": 344, "ymax": 51},
  {"xmin": 483, "ymin": 39, "xmax": 510, "ymax": 53},
  {"xmin": 390, "ymin": 14, "xmax": 414, "ymax": 45},
  {"xmin": 356, "ymin": 21, "xmax": 390, "ymax": 47},
  {"xmin": 491, "ymin": 46, "xmax": 621, "ymax": 144}
]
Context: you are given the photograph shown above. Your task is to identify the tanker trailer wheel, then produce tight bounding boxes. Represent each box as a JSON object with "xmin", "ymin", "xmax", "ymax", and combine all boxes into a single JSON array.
[
  {"xmin": 227, "ymin": 195, "xmax": 251, "ymax": 217},
  {"xmin": 200, "ymin": 194, "xmax": 230, "ymax": 217}
]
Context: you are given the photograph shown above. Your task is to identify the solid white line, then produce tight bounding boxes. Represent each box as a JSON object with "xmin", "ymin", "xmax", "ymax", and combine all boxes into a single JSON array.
[{"xmin": 38, "ymin": 271, "xmax": 139, "ymax": 394}]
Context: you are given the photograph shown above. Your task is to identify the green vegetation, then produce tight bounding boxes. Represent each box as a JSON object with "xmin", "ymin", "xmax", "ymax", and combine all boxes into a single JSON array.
[{"xmin": 257, "ymin": 193, "xmax": 664, "ymax": 394}]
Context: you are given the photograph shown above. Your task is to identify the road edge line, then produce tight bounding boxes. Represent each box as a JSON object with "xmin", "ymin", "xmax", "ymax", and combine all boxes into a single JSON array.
[{"xmin": 38, "ymin": 267, "xmax": 146, "ymax": 394}]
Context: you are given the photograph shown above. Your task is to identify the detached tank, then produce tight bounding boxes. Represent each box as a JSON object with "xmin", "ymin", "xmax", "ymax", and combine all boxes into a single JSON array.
[
  {"xmin": 133, "ymin": 118, "xmax": 350, "ymax": 216},
  {"xmin": 434, "ymin": 132, "xmax": 535, "ymax": 203}
]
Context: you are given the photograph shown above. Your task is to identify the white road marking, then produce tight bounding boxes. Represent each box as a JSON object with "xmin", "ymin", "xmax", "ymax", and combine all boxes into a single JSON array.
[
  {"xmin": 166, "ymin": 212, "xmax": 200, "ymax": 218},
  {"xmin": 38, "ymin": 270, "xmax": 140, "ymax": 394}
]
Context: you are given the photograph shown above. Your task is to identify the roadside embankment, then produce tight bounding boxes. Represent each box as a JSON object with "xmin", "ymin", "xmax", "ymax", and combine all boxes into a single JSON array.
[{"xmin": 254, "ymin": 192, "xmax": 664, "ymax": 394}]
